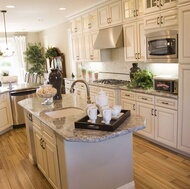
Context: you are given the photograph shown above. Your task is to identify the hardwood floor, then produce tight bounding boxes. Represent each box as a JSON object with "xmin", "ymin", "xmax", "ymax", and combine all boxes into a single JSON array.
[
  {"xmin": 134, "ymin": 135, "xmax": 190, "ymax": 189},
  {"xmin": 0, "ymin": 127, "xmax": 189, "ymax": 189}
]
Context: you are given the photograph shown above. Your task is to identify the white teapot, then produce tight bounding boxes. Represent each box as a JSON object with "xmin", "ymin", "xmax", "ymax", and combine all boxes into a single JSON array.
[{"xmin": 95, "ymin": 89, "xmax": 108, "ymax": 107}]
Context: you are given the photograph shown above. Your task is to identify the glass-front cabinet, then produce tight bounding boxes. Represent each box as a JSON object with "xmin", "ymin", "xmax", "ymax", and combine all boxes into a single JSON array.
[
  {"xmin": 122, "ymin": 0, "xmax": 143, "ymax": 21},
  {"xmin": 144, "ymin": 0, "xmax": 177, "ymax": 14}
]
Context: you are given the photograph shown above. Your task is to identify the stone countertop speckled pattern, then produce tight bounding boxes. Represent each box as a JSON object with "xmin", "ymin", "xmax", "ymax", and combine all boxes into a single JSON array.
[
  {"xmin": 18, "ymin": 94, "xmax": 146, "ymax": 143},
  {"xmin": 64, "ymin": 78, "xmax": 178, "ymax": 99}
]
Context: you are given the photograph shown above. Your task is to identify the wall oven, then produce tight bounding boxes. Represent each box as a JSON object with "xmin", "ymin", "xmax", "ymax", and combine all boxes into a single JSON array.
[{"xmin": 146, "ymin": 30, "xmax": 178, "ymax": 63}]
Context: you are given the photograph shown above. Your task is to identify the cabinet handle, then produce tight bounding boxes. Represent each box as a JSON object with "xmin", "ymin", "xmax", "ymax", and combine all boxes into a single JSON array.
[
  {"xmin": 135, "ymin": 53, "xmax": 138, "ymax": 59},
  {"xmin": 154, "ymin": 109, "xmax": 157, "ymax": 116},
  {"xmin": 109, "ymin": 17, "xmax": 112, "ymax": 24},
  {"xmin": 151, "ymin": 109, "xmax": 154, "ymax": 116},
  {"xmin": 156, "ymin": 0, "xmax": 160, "ymax": 7},
  {"xmin": 160, "ymin": 0, "xmax": 163, "ymax": 6},
  {"xmin": 136, "ymin": 10, "xmax": 138, "ymax": 17},
  {"xmin": 138, "ymin": 53, "xmax": 141, "ymax": 59},
  {"xmin": 162, "ymin": 101, "xmax": 169, "ymax": 105},
  {"xmin": 160, "ymin": 16, "xmax": 163, "ymax": 24},
  {"xmin": 133, "ymin": 10, "xmax": 136, "ymax": 17},
  {"xmin": 42, "ymin": 140, "xmax": 46, "ymax": 150},
  {"xmin": 75, "ymin": 27, "xmax": 77, "ymax": 32},
  {"xmin": 40, "ymin": 138, "xmax": 43, "ymax": 146},
  {"xmin": 133, "ymin": 104, "xmax": 136, "ymax": 110},
  {"xmin": 125, "ymin": 94, "xmax": 130, "ymax": 97},
  {"xmin": 157, "ymin": 17, "xmax": 160, "ymax": 25},
  {"xmin": 142, "ymin": 97, "xmax": 147, "ymax": 100}
]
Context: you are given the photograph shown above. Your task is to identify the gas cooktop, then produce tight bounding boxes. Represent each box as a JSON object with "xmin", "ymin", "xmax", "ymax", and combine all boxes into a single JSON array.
[{"xmin": 93, "ymin": 79, "xmax": 129, "ymax": 85}]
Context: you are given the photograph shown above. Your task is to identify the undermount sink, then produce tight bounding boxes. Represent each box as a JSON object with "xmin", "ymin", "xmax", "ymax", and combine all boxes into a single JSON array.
[{"xmin": 45, "ymin": 107, "xmax": 84, "ymax": 118}]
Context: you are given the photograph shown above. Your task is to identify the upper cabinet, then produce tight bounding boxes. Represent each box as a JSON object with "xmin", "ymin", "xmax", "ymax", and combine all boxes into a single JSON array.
[
  {"xmin": 144, "ymin": 9, "xmax": 178, "ymax": 30},
  {"xmin": 71, "ymin": 16, "xmax": 82, "ymax": 34},
  {"xmin": 178, "ymin": 3, "xmax": 190, "ymax": 63},
  {"xmin": 122, "ymin": 0, "xmax": 143, "ymax": 22},
  {"xmin": 82, "ymin": 10, "xmax": 99, "ymax": 32},
  {"xmin": 144, "ymin": 0, "xmax": 177, "ymax": 14},
  {"xmin": 123, "ymin": 19, "xmax": 145, "ymax": 62},
  {"xmin": 98, "ymin": 1, "xmax": 122, "ymax": 28}
]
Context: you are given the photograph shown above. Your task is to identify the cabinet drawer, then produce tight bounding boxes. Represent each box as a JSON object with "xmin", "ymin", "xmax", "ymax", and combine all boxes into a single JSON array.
[
  {"xmin": 90, "ymin": 86, "xmax": 99, "ymax": 93},
  {"xmin": 65, "ymin": 80, "xmax": 73, "ymax": 86},
  {"xmin": 0, "ymin": 92, "xmax": 9, "ymax": 103},
  {"xmin": 121, "ymin": 90, "xmax": 136, "ymax": 100},
  {"xmin": 42, "ymin": 122, "xmax": 56, "ymax": 144},
  {"xmin": 155, "ymin": 96, "xmax": 177, "ymax": 110},
  {"xmin": 136, "ymin": 93, "xmax": 154, "ymax": 105},
  {"xmin": 33, "ymin": 116, "xmax": 41, "ymax": 129}
]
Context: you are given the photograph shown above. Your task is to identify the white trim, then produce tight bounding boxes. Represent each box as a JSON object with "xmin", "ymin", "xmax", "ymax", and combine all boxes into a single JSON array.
[{"xmin": 116, "ymin": 181, "xmax": 135, "ymax": 189}]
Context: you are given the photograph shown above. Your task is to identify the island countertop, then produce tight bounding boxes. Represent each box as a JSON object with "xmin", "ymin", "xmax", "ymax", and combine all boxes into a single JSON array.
[{"xmin": 18, "ymin": 94, "xmax": 145, "ymax": 143}]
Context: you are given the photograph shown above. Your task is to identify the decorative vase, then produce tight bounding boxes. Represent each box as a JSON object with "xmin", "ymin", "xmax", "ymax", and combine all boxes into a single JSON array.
[
  {"xmin": 130, "ymin": 63, "xmax": 141, "ymax": 80},
  {"xmin": 49, "ymin": 68, "xmax": 63, "ymax": 100}
]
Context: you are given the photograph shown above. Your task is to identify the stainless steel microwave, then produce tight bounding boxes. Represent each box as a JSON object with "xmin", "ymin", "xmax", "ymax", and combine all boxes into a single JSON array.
[{"xmin": 146, "ymin": 30, "xmax": 178, "ymax": 63}]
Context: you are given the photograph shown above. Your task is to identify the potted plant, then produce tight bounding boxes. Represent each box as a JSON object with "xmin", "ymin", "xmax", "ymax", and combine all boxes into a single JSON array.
[
  {"xmin": 88, "ymin": 69, "xmax": 93, "ymax": 79},
  {"xmin": 81, "ymin": 67, "xmax": 87, "ymax": 79},
  {"xmin": 24, "ymin": 43, "xmax": 46, "ymax": 79},
  {"xmin": 44, "ymin": 47, "xmax": 58, "ymax": 59}
]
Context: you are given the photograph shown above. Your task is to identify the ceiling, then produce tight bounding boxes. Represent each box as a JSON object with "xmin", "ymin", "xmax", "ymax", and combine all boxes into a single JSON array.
[{"xmin": 0, "ymin": 0, "xmax": 107, "ymax": 33}]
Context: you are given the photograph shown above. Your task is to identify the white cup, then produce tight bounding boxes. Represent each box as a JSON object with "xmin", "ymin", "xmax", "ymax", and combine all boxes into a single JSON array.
[
  {"xmin": 99, "ymin": 105, "xmax": 110, "ymax": 117},
  {"xmin": 85, "ymin": 104, "xmax": 97, "ymax": 114},
  {"xmin": 111, "ymin": 105, "xmax": 122, "ymax": 118},
  {"xmin": 87, "ymin": 107, "xmax": 97, "ymax": 123},
  {"xmin": 103, "ymin": 108, "xmax": 112, "ymax": 124}
]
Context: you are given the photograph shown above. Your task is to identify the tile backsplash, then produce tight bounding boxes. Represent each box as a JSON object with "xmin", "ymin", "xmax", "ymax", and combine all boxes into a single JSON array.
[{"xmin": 77, "ymin": 48, "xmax": 178, "ymax": 80}]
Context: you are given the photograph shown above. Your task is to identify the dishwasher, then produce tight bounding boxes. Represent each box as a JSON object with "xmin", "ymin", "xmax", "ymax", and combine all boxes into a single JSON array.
[{"xmin": 10, "ymin": 88, "xmax": 37, "ymax": 127}]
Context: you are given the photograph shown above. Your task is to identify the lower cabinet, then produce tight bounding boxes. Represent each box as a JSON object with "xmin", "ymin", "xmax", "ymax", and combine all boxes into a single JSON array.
[
  {"xmin": 33, "ymin": 116, "xmax": 61, "ymax": 189},
  {"xmin": 120, "ymin": 90, "xmax": 178, "ymax": 148},
  {"xmin": 0, "ymin": 92, "xmax": 13, "ymax": 134}
]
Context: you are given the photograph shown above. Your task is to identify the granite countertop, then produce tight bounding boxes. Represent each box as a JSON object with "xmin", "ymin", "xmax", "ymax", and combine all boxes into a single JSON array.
[
  {"xmin": 0, "ymin": 83, "xmax": 40, "ymax": 94},
  {"xmin": 64, "ymin": 78, "xmax": 178, "ymax": 99},
  {"xmin": 18, "ymin": 93, "xmax": 146, "ymax": 143}
]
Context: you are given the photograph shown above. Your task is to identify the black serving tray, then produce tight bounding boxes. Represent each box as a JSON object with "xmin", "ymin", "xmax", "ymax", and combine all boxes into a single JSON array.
[{"xmin": 75, "ymin": 110, "xmax": 130, "ymax": 132}]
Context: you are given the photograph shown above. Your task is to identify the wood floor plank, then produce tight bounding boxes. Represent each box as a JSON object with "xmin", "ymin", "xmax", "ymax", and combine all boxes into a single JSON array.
[{"xmin": 0, "ymin": 169, "xmax": 11, "ymax": 189}]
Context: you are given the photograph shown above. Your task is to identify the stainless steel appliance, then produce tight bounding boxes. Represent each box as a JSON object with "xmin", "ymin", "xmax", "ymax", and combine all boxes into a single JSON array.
[
  {"xmin": 146, "ymin": 30, "xmax": 178, "ymax": 63},
  {"xmin": 153, "ymin": 76, "xmax": 178, "ymax": 94},
  {"xmin": 10, "ymin": 88, "xmax": 36, "ymax": 127},
  {"xmin": 93, "ymin": 79, "xmax": 129, "ymax": 86}
]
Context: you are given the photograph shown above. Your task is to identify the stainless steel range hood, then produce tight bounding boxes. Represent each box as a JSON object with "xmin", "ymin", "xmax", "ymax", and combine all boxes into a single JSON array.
[{"xmin": 93, "ymin": 25, "xmax": 124, "ymax": 49}]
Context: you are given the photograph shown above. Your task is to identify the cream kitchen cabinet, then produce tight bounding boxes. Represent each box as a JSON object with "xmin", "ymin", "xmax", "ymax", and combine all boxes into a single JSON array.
[
  {"xmin": 75, "ymin": 82, "xmax": 87, "ymax": 100},
  {"xmin": 144, "ymin": 0, "xmax": 177, "ymax": 14},
  {"xmin": 0, "ymin": 92, "xmax": 13, "ymax": 134},
  {"xmin": 136, "ymin": 93, "xmax": 155, "ymax": 139},
  {"xmin": 154, "ymin": 96, "xmax": 177, "ymax": 148},
  {"xmin": 71, "ymin": 34, "xmax": 84, "ymax": 62},
  {"xmin": 178, "ymin": 65, "xmax": 190, "ymax": 155},
  {"xmin": 70, "ymin": 16, "xmax": 82, "ymax": 34},
  {"xmin": 123, "ymin": 19, "xmax": 145, "ymax": 62},
  {"xmin": 122, "ymin": 0, "xmax": 143, "ymax": 22},
  {"xmin": 98, "ymin": 1, "xmax": 122, "ymax": 28},
  {"xmin": 82, "ymin": 10, "xmax": 99, "ymax": 32},
  {"xmin": 144, "ymin": 9, "xmax": 178, "ymax": 30},
  {"xmin": 83, "ymin": 31, "xmax": 100, "ymax": 61},
  {"xmin": 33, "ymin": 116, "xmax": 61, "ymax": 189},
  {"xmin": 120, "ymin": 90, "xmax": 137, "ymax": 115},
  {"xmin": 178, "ymin": 3, "xmax": 190, "ymax": 63}
]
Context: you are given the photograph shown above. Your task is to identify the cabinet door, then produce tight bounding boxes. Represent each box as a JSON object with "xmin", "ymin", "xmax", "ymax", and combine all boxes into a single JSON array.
[
  {"xmin": 144, "ymin": 13, "xmax": 160, "ymax": 30},
  {"xmin": 71, "ymin": 17, "xmax": 82, "ymax": 34},
  {"xmin": 136, "ymin": 20, "xmax": 145, "ymax": 61},
  {"xmin": 122, "ymin": 0, "xmax": 143, "ymax": 21},
  {"xmin": 178, "ymin": 65, "xmax": 190, "ymax": 154},
  {"xmin": 109, "ymin": 1, "xmax": 122, "ymax": 26},
  {"xmin": 33, "ymin": 128, "xmax": 48, "ymax": 177},
  {"xmin": 178, "ymin": 4, "xmax": 190, "ymax": 63},
  {"xmin": 44, "ymin": 136, "xmax": 60, "ymax": 189},
  {"xmin": 98, "ymin": 6, "xmax": 110, "ymax": 28},
  {"xmin": 0, "ymin": 105, "xmax": 10, "ymax": 130},
  {"xmin": 136, "ymin": 102, "xmax": 155, "ymax": 139},
  {"xmin": 123, "ymin": 22, "xmax": 137, "ymax": 61},
  {"xmin": 144, "ymin": 0, "xmax": 160, "ymax": 14},
  {"xmin": 71, "ymin": 34, "xmax": 83, "ymax": 62},
  {"xmin": 155, "ymin": 106, "xmax": 177, "ymax": 148},
  {"xmin": 121, "ymin": 98, "xmax": 136, "ymax": 115}
]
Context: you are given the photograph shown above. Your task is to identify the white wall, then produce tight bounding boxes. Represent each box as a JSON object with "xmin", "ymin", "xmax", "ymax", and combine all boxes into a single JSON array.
[{"xmin": 39, "ymin": 21, "xmax": 72, "ymax": 77}]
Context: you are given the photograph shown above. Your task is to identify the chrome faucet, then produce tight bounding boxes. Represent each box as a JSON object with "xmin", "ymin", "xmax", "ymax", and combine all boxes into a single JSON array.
[{"xmin": 70, "ymin": 79, "xmax": 91, "ymax": 104}]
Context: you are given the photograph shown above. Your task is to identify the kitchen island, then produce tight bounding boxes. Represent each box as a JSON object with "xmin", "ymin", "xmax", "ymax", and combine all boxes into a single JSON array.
[{"xmin": 18, "ymin": 94, "xmax": 145, "ymax": 189}]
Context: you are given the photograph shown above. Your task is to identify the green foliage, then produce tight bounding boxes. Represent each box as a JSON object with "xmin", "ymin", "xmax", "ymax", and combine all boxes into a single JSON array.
[
  {"xmin": 128, "ymin": 70, "xmax": 154, "ymax": 89},
  {"xmin": 2, "ymin": 70, "xmax": 9, "ymax": 76},
  {"xmin": 44, "ymin": 47, "xmax": 58, "ymax": 59},
  {"xmin": 24, "ymin": 43, "xmax": 46, "ymax": 76}
]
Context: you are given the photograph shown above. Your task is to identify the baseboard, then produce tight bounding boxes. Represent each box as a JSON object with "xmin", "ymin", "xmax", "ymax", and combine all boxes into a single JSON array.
[
  {"xmin": 116, "ymin": 181, "xmax": 135, "ymax": 189},
  {"xmin": 28, "ymin": 153, "xmax": 36, "ymax": 165}
]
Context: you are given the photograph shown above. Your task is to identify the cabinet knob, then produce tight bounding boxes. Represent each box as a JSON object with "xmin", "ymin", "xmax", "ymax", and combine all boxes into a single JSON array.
[
  {"xmin": 160, "ymin": 16, "xmax": 163, "ymax": 24},
  {"xmin": 157, "ymin": 17, "xmax": 160, "ymax": 25},
  {"xmin": 133, "ymin": 10, "xmax": 136, "ymax": 17},
  {"xmin": 136, "ymin": 10, "xmax": 138, "ymax": 17}
]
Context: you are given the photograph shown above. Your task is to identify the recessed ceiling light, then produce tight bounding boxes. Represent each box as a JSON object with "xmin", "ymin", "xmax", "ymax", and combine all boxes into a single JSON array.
[
  {"xmin": 6, "ymin": 5, "xmax": 15, "ymax": 8},
  {"xmin": 59, "ymin": 7, "xmax": 66, "ymax": 10}
]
